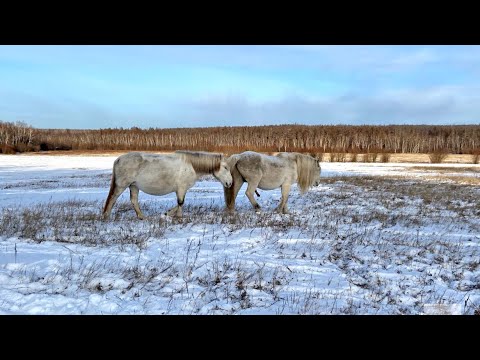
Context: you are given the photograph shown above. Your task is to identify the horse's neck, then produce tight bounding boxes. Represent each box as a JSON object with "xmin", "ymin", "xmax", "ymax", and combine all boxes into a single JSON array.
[
  {"xmin": 190, "ymin": 165, "xmax": 212, "ymax": 175},
  {"xmin": 182, "ymin": 155, "xmax": 220, "ymax": 175}
]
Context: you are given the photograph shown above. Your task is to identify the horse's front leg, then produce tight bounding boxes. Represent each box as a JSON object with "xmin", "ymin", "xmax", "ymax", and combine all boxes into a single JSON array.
[
  {"xmin": 277, "ymin": 182, "xmax": 291, "ymax": 214},
  {"xmin": 225, "ymin": 166, "xmax": 244, "ymax": 213}
]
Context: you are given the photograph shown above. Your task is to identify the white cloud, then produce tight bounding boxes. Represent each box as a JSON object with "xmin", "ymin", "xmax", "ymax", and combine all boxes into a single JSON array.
[
  {"xmin": 2, "ymin": 46, "xmax": 480, "ymax": 128},
  {"xmin": 168, "ymin": 85, "xmax": 480, "ymax": 126},
  {"xmin": 2, "ymin": 85, "xmax": 480, "ymax": 129},
  {"xmin": 390, "ymin": 48, "xmax": 438, "ymax": 67}
]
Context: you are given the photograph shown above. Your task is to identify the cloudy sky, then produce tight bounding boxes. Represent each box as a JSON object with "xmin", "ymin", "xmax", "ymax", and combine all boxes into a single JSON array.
[{"xmin": 1, "ymin": 45, "xmax": 480, "ymax": 129}]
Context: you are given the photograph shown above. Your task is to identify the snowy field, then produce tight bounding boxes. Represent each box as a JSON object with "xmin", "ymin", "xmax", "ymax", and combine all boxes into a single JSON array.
[{"xmin": 1, "ymin": 154, "xmax": 479, "ymax": 314}]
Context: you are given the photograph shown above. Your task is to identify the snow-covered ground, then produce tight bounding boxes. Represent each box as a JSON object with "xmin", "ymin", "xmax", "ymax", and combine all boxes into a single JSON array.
[{"xmin": 1, "ymin": 154, "xmax": 479, "ymax": 314}]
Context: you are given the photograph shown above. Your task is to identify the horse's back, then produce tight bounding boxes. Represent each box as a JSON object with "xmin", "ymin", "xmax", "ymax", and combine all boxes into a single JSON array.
[
  {"xmin": 238, "ymin": 151, "xmax": 264, "ymax": 164},
  {"xmin": 113, "ymin": 152, "xmax": 185, "ymax": 180},
  {"xmin": 115, "ymin": 151, "xmax": 141, "ymax": 163},
  {"xmin": 275, "ymin": 152, "xmax": 298, "ymax": 162},
  {"xmin": 115, "ymin": 152, "xmax": 179, "ymax": 169},
  {"xmin": 236, "ymin": 151, "xmax": 293, "ymax": 170},
  {"xmin": 234, "ymin": 151, "xmax": 294, "ymax": 189},
  {"xmin": 113, "ymin": 152, "xmax": 195, "ymax": 195}
]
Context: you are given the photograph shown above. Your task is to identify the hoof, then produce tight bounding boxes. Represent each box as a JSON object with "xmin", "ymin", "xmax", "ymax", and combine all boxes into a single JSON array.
[{"xmin": 166, "ymin": 211, "xmax": 181, "ymax": 218}]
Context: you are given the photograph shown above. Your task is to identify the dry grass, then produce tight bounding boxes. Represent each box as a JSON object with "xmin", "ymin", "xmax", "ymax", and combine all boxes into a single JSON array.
[
  {"xmin": 406, "ymin": 166, "xmax": 480, "ymax": 185},
  {"xmin": 420, "ymin": 175, "xmax": 480, "ymax": 185},
  {"xmin": 380, "ymin": 153, "xmax": 391, "ymax": 163},
  {"xmin": 16, "ymin": 150, "xmax": 170, "ymax": 157},
  {"xmin": 329, "ymin": 153, "xmax": 347, "ymax": 162},
  {"xmin": 376, "ymin": 153, "xmax": 477, "ymax": 164},
  {"xmin": 363, "ymin": 153, "xmax": 378, "ymax": 163},
  {"xmin": 309, "ymin": 152, "xmax": 324, "ymax": 161},
  {"xmin": 473, "ymin": 154, "xmax": 480, "ymax": 164},
  {"xmin": 10, "ymin": 151, "xmax": 480, "ymax": 164},
  {"xmin": 315, "ymin": 153, "xmax": 479, "ymax": 164},
  {"xmin": 3, "ymin": 175, "xmax": 478, "ymax": 246},
  {"xmin": 2, "ymin": 173, "xmax": 479, "ymax": 314},
  {"xmin": 411, "ymin": 166, "xmax": 480, "ymax": 173},
  {"xmin": 429, "ymin": 152, "xmax": 449, "ymax": 164}
]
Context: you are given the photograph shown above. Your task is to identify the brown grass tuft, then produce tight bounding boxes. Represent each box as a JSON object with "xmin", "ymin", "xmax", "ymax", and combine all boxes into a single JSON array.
[{"xmin": 429, "ymin": 151, "xmax": 448, "ymax": 164}]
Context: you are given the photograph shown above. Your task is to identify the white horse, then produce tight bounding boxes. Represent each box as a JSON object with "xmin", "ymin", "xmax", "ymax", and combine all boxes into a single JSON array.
[
  {"xmin": 103, "ymin": 151, "xmax": 232, "ymax": 219},
  {"xmin": 224, "ymin": 151, "xmax": 321, "ymax": 214}
]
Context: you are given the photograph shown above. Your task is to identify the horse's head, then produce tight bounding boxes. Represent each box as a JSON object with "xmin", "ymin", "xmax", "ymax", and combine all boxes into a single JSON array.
[{"xmin": 213, "ymin": 158, "xmax": 233, "ymax": 188}]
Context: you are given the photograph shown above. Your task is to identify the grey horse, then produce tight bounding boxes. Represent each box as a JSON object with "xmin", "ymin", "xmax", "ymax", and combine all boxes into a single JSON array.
[
  {"xmin": 103, "ymin": 151, "xmax": 232, "ymax": 219},
  {"xmin": 224, "ymin": 151, "xmax": 321, "ymax": 214}
]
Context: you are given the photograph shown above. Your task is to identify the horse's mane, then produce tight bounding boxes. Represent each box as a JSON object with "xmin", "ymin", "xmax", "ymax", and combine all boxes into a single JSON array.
[
  {"xmin": 176, "ymin": 151, "xmax": 223, "ymax": 174},
  {"xmin": 280, "ymin": 152, "xmax": 319, "ymax": 194}
]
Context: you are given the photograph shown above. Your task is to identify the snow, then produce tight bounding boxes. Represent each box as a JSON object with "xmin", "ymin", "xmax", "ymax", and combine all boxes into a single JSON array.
[{"xmin": 0, "ymin": 154, "xmax": 479, "ymax": 314}]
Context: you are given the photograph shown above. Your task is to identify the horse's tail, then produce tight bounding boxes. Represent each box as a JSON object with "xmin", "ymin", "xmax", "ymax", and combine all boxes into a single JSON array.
[
  {"xmin": 103, "ymin": 169, "xmax": 116, "ymax": 214},
  {"xmin": 224, "ymin": 154, "xmax": 241, "ymax": 209},
  {"xmin": 295, "ymin": 153, "xmax": 317, "ymax": 195}
]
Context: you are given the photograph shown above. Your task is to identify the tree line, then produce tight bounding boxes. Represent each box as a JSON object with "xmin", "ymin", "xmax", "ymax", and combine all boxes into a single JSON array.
[{"xmin": 1, "ymin": 120, "xmax": 479, "ymax": 154}]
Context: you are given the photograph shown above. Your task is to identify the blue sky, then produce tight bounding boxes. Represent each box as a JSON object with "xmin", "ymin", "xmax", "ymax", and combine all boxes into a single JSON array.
[{"xmin": 1, "ymin": 45, "xmax": 480, "ymax": 129}]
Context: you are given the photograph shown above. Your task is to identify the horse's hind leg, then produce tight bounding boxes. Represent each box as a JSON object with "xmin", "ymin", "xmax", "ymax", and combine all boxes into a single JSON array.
[
  {"xmin": 245, "ymin": 178, "xmax": 262, "ymax": 212},
  {"xmin": 129, "ymin": 184, "xmax": 145, "ymax": 220},
  {"xmin": 277, "ymin": 182, "xmax": 291, "ymax": 214},
  {"xmin": 166, "ymin": 188, "xmax": 186, "ymax": 217},
  {"xmin": 166, "ymin": 205, "xmax": 178, "ymax": 216},
  {"xmin": 103, "ymin": 185, "xmax": 128, "ymax": 219}
]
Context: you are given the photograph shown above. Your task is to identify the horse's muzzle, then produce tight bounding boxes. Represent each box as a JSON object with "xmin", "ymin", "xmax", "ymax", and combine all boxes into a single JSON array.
[{"xmin": 225, "ymin": 181, "xmax": 233, "ymax": 188}]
